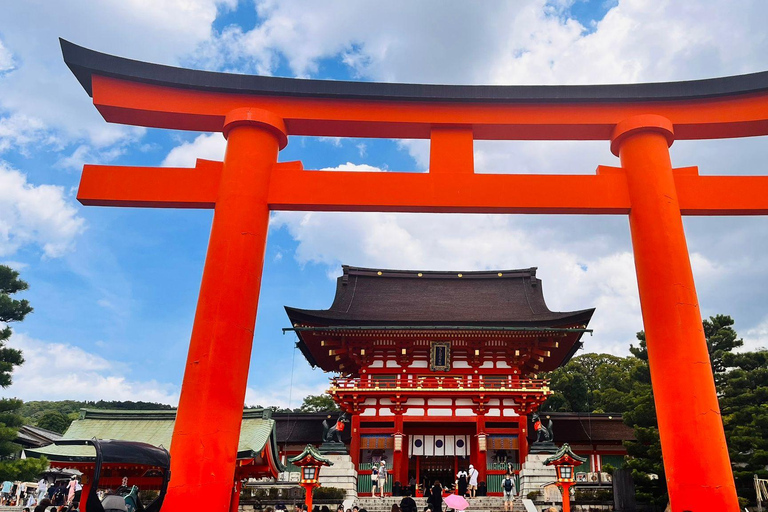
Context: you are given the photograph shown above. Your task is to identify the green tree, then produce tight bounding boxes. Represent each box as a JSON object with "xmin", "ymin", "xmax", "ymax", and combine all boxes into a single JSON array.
[
  {"xmin": 0, "ymin": 266, "xmax": 28, "ymax": 387},
  {"xmin": 719, "ymin": 348, "xmax": 768, "ymax": 504},
  {"xmin": 0, "ymin": 266, "xmax": 47, "ymax": 480},
  {"xmin": 299, "ymin": 394, "xmax": 339, "ymax": 412},
  {"xmin": 624, "ymin": 316, "xmax": 766, "ymax": 508},
  {"xmin": 542, "ymin": 353, "xmax": 643, "ymax": 413},
  {"xmin": 36, "ymin": 411, "xmax": 73, "ymax": 434}
]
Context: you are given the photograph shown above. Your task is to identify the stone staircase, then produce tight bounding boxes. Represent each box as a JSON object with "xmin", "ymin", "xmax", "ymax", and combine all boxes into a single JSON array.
[{"xmin": 356, "ymin": 496, "xmax": 526, "ymax": 512}]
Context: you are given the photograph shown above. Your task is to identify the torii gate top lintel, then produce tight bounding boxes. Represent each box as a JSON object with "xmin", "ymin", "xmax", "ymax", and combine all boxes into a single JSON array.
[
  {"xmin": 61, "ymin": 38, "xmax": 768, "ymax": 141},
  {"xmin": 61, "ymin": 39, "xmax": 750, "ymax": 512}
]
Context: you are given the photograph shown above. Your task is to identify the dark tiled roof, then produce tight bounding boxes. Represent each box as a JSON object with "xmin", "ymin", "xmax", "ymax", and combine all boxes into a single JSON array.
[
  {"xmin": 16, "ymin": 425, "xmax": 63, "ymax": 448},
  {"xmin": 286, "ymin": 266, "xmax": 594, "ymax": 326},
  {"xmin": 273, "ymin": 412, "xmax": 351, "ymax": 445},
  {"xmin": 530, "ymin": 413, "xmax": 635, "ymax": 443}
]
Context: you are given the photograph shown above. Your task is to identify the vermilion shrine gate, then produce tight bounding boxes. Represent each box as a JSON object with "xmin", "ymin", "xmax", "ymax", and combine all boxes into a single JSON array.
[{"xmin": 60, "ymin": 38, "xmax": 768, "ymax": 511}]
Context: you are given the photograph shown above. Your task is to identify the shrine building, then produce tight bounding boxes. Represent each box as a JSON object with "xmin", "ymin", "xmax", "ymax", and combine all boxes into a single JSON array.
[{"xmin": 285, "ymin": 265, "xmax": 594, "ymax": 493}]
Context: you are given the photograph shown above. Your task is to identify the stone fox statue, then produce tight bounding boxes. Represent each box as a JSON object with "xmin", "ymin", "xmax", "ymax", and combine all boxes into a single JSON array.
[
  {"xmin": 323, "ymin": 411, "xmax": 349, "ymax": 443},
  {"xmin": 532, "ymin": 412, "xmax": 554, "ymax": 443}
]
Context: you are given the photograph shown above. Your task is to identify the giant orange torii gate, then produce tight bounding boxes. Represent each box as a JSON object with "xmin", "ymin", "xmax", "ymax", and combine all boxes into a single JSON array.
[{"xmin": 60, "ymin": 38, "xmax": 768, "ymax": 512}]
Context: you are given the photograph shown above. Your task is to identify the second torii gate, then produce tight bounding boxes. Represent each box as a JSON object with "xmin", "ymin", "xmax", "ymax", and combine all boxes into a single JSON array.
[{"xmin": 61, "ymin": 38, "xmax": 768, "ymax": 511}]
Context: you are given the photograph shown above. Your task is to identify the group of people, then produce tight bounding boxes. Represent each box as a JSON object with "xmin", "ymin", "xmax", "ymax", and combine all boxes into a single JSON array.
[
  {"xmin": 0, "ymin": 475, "xmax": 82, "ymax": 510},
  {"xmin": 370, "ymin": 460, "xmax": 388, "ymax": 498},
  {"xmin": 24, "ymin": 503, "xmax": 78, "ymax": 512},
  {"xmin": 31, "ymin": 475, "xmax": 82, "ymax": 510}
]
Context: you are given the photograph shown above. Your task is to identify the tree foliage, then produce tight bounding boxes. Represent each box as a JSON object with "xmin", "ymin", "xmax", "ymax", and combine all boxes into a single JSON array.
[
  {"xmin": 544, "ymin": 314, "xmax": 766, "ymax": 507},
  {"xmin": 298, "ymin": 394, "xmax": 339, "ymax": 412},
  {"xmin": 0, "ymin": 266, "xmax": 47, "ymax": 480},
  {"xmin": 0, "ymin": 267, "xmax": 28, "ymax": 387},
  {"xmin": 35, "ymin": 411, "xmax": 73, "ymax": 434},
  {"xmin": 719, "ymin": 347, "xmax": 768, "ymax": 502},
  {"xmin": 542, "ymin": 352, "xmax": 645, "ymax": 414}
]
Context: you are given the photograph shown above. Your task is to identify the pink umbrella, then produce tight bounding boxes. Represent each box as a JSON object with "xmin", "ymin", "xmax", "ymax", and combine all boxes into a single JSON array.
[{"xmin": 444, "ymin": 494, "xmax": 470, "ymax": 511}]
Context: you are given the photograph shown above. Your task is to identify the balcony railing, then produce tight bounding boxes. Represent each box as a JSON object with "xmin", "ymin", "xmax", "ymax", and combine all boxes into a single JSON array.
[{"xmin": 330, "ymin": 375, "xmax": 549, "ymax": 393}]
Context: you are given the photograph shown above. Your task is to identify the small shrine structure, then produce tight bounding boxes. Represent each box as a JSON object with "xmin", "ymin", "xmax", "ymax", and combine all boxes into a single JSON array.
[
  {"xmin": 286, "ymin": 265, "xmax": 593, "ymax": 493},
  {"xmin": 28, "ymin": 409, "xmax": 283, "ymax": 512}
]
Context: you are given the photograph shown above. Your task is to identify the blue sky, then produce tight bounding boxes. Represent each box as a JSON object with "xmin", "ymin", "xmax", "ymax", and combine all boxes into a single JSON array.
[{"xmin": 1, "ymin": 0, "xmax": 768, "ymax": 407}]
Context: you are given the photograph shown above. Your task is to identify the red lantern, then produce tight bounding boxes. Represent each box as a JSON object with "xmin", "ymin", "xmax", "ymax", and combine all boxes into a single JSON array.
[
  {"xmin": 289, "ymin": 444, "xmax": 334, "ymax": 511},
  {"xmin": 544, "ymin": 443, "xmax": 586, "ymax": 512}
]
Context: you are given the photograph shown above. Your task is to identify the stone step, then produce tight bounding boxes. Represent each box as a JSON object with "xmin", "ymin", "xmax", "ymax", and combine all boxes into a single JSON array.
[{"xmin": 356, "ymin": 496, "xmax": 524, "ymax": 512}]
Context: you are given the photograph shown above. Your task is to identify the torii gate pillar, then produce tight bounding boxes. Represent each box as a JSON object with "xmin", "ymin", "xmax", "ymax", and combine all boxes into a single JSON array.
[
  {"xmin": 613, "ymin": 115, "xmax": 739, "ymax": 511},
  {"xmin": 163, "ymin": 108, "xmax": 287, "ymax": 512}
]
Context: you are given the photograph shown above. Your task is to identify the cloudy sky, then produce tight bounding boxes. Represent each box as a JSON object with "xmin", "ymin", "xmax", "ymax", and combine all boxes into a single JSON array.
[{"xmin": 1, "ymin": 0, "xmax": 768, "ymax": 407}]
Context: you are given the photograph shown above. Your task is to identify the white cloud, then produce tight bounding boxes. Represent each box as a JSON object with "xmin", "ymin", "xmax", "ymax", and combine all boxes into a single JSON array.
[
  {"xmin": 0, "ymin": 1, "xmax": 234, "ymax": 149},
  {"xmin": 162, "ymin": 133, "xmax": 226, "ymax": 167},
  {"xmin": 0, "ymin": 113, "xmax": 58, "ymax": 155},
  {"xmin": 0, "ymin": 40, "xmax": 13, "ymax": 74},
  {"xmin": 5, "ymin": 333, "xmax": 178, "ymax": 404},
  {"xmin": 0, "ymin": 162, "xmax": 85, "ymax": 258},
  {"xmin": 319, "ymin": 162, "xmax": 383, "ymax": 172},
  {"xmin": 741, "ymin": 318, "xmax": 768, "ymax": 352}
]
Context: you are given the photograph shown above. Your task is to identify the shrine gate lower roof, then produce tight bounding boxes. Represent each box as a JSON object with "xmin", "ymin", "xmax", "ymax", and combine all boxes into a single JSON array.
[{"xmin": 285, "ymin": 265, "xmax": 594, "ymax": 327}]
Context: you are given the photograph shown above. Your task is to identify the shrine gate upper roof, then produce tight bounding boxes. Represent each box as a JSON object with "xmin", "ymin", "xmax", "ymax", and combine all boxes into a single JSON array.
[
  {"xmin": 285, "ymin": 265, "xmax": 594, "ymax": 327},
  {"xmin": 61, "ymin": 38, "xmax": 768, "ymax": 104}
]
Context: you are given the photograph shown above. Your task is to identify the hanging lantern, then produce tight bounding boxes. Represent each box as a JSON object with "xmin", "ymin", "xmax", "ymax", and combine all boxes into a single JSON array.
[
  {"xmin": 477, "ymin": 433, "xmax": 487, "ymax": 452},
  {"xmin": 393, "ymin": 432, "xmax": 404, "ymax": 452}
]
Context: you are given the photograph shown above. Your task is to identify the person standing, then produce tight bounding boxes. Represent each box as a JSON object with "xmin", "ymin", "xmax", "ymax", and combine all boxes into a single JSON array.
[
  {"xmin": 371, "ymin": 463, "xmax": 379, "ymax": 496},
  {"xmin": 456, "ymin": 469, "xmax": 468, "ymax": 497},
  {"xmin": 502, "ymin": 472, "xmax": 515, "ymax": 511},
  {"xmin": 467, "ymin": 465, "xmax": 478, "ymax": 498},
  {"xmin": 426, "ymin": 481, "xmax": 442, "ymax": 512},
  {"xmin": 1, "ymin": 480, "xmax": 12, "ymax": 504},
  {"xmin": 377, "ymin": 460, "xmax": 388, "ymax": 498},
  {"xmin": 36, "ymin": 479, "xmax": 48, "ymax": 502},
  {"xmin": 67, "ymin": 476, "xmax": 78, "ymax": 505},
  {"xmin": 399, "ymin": 489, "xmax": 417, "ymax": 512}
]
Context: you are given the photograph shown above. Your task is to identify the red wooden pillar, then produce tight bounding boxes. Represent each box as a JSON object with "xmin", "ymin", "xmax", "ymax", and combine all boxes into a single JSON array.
[
  {"xmin": 393, "ymin": 414, "xmax": 405, "ymax": 488},
  {"xmin": 229, "ymin": 479, "xmax": 243, "ymax": 512},
  {"xmin": 612, "ymin": 115, "xmax": 739, "ymax": 512},
  {"xmin": 475, "ymin": 415, "xmax": 487, "ymax": 485},
  {"xmin": 350, "ymin": 415, "xmax": 361, "ymax": 470},
  {"xmin": 164, "ymin": 108, "xmax": 287, "ymax": 512},
  {"xmin": 79, "ymin": 481, "xmax": 92, "ymax": 512},
  {"xmin": 518, "ymin": 416, "xmax": 528, "ymax": 468}
]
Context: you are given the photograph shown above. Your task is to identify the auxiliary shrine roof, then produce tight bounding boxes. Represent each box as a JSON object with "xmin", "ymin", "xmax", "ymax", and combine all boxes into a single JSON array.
[{"xmin": 285, "ymin": 265, "xmax": 594, "ymax": 327}]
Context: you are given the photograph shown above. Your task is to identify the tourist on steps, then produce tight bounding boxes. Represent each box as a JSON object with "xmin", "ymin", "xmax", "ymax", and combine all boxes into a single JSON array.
[
  {"xmin": 502, "ymin": 472, "xmax": 515, "ymax": 511},
  {"xmin": 467, "ymin": 465, "xmax": 478, "ymax": 498},
  {"xmin": 377, "ymin": 460, "xmax": 388, "ymax": 498},
  {"xmin": 426, "ymin": 481, "xmax": 443, "ymax": 512}
]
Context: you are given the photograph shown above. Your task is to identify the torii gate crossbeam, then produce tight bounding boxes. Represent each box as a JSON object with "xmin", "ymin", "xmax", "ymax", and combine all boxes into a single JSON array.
[{"xmin": 61, "ymin": 38, "xmax": 768, "ymax": 512}]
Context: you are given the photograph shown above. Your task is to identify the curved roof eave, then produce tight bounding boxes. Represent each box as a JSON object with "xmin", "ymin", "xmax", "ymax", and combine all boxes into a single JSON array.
[{"xmin": 60, "ymin": 38, "xmax": 768, "ymax": 104}]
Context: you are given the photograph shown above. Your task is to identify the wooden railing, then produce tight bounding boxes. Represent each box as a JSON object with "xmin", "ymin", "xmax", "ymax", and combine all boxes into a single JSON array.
[{"xmin": 330, "ymin": 376, "xmax": 549, "ymax": 392}]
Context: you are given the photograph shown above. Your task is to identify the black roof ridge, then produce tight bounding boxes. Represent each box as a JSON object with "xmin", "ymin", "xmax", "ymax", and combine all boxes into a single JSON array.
[{"xmin": 61, "ymin": 38, "xmax": 768, "ymax": 103}]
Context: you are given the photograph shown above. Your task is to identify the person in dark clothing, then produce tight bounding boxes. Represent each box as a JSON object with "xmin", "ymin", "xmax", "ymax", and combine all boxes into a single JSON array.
[
  {"xmin": 456, "ymin": 470, "xmax": 468, "ymax": 497},
  {"xmin": 33, "ymin": 499, "xmax": 51, "ymax": 512},
  {"xmin": 426, "ymin": 481, "xmax": 443, "ymax": 512},
  {"xmin": 399, "ymin": 489, "xmax": 417, "ymax": 512}
]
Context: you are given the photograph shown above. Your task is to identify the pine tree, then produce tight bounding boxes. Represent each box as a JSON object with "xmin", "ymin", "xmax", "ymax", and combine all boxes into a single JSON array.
[{"xmin": 0, "ymin": 265, "xmax": 47, "ymax": 480}]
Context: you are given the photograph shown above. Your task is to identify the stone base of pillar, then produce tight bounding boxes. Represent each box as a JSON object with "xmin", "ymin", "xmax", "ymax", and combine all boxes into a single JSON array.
[
  {"xmin": 318, "ymin": 454, "xmax": 358, "ymax": 502},
  {"xmin": 519, "ymin": 454, "xmax": 558, "ymax": 501}
]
